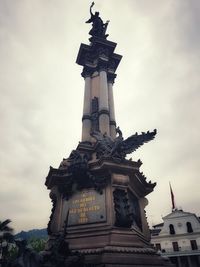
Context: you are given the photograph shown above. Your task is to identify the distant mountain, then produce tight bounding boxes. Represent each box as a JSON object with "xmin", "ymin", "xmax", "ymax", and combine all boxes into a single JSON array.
[{"xmin": 15, "ymin": 228, "xmax": 47, "ymax": 240}]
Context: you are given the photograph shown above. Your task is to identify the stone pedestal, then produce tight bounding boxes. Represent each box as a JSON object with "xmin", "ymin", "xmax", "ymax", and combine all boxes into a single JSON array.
[
  {"xmin": 46, "ymin": 150, "xmax": 173, "ymax": 266},
  {"xmin": 45, "ymin": 30, "xmax": 174, "ymax": 267}
]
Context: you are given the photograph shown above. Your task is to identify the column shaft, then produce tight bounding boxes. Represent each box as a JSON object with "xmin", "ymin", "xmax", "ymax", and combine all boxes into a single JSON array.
[
  {"xmin": 82, "ymin": 76, "xmax": 91, "ymax": 142},
  {"xmin": 177, "ymin": 256, "xmax": 181, "ymax": 267},
  {"xmin": 108, "ymin": 82, "xmax": 116, "ymax": 139},
  {"xmin": 187, "ymin": 256, "xmax": 192, "ymax": 267},
  {"xmin": 99, "ymin": 70, "xmax": 110, "ymax": 135}
]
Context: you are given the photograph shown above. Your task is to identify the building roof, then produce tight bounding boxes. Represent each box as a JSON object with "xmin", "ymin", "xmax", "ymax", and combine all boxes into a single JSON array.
[{"xmin": 152, "ymin": 223, "xmax": 164, "ymax": 229}]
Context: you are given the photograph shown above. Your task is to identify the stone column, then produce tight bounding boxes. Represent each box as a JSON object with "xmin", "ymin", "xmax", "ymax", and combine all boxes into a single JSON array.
[
  {"xmin": 177, "ymin": 256, "xmax": 181, "ymax": 267},
  {"xmin": 197, "ymin": 256, "xmax": 200, "ymax": 265},
  {"xmin": 108, "ymin": 81, "xmax": 116, "ymax": 139},
  {"xmin": 99, "ymin": 70, "xmax": 110, "ymax": 135},
  {"xmin": 187, "ymin": 256, "xmax": 192, "ymax": 267},
  {"xmin": 82, "ymin": 75, "xmax": 91, "ymax": 142}
]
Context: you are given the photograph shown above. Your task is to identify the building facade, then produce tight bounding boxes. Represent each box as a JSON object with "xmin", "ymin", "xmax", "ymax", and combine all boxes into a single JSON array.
[{"xmin": 151, "ymin": 209, "xmax": 200, "ymax": 267}]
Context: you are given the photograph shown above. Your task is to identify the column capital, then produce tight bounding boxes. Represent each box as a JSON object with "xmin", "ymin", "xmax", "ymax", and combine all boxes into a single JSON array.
[
  {"xmin": 107, "ymin": 73, "xmax": 117, "ymax": 83},
  {"xmin": 98, "ymin": 60, "xmax": 108, "ymax": 72},
  {"xmin": 81, "ymin": 66, "xmax": 93, "ymax": 78}
]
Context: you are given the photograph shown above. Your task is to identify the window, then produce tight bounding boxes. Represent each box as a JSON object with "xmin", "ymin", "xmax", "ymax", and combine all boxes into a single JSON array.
[
  {"xmin": 172, "ymin": 241, "xmax": 179, "ymax": 251},
  {"xmin": 190, "ymin": 240, "xmax": 198, "ymax": 250},
  {"xmin": 169, "ymin": 224, "xmax": 175, "ymax": 235},
  {"xmin": 155, "ymin": 243, "xmax": 161, "ymax": 251},
  {"xmin": 186, "ymin": 222, "xmax": 193, "ymax": 233}
]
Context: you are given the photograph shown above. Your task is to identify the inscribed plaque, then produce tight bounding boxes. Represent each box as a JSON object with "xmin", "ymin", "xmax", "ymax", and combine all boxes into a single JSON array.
[{"xmin": 68, "ymin": 189, "xmax": 106, "ymax": 226}]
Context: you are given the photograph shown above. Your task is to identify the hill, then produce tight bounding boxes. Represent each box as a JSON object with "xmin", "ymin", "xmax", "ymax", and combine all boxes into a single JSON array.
[{"xmin": 15, "ymin": 228, "xmax": 47, "ymax": 240}]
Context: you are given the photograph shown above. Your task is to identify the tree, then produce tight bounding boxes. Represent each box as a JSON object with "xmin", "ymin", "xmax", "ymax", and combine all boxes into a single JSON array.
[
  {"xmin": 28, "ymin": 237, "xmax": 46, "ymax": 253},
  {"xmin": 0, "ymin": 219, "xmax": 15, "ymax": 265}
]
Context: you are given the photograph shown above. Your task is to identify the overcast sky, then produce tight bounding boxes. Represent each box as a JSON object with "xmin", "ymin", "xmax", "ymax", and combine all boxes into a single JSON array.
[{"xmin": 0, "ymin": 0, "xmax": 199, "ymax": 233}]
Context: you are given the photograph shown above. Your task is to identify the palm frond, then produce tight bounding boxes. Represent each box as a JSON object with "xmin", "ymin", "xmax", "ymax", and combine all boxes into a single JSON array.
[{"xmin": 0, "ymin": 219, "xmax": 12, "ymax": 231}]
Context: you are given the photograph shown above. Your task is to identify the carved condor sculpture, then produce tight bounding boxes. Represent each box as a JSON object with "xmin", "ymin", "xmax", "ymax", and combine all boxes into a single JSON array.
[{"xmin": 91, "ymin": 127, "xmax": 157, "ymax": 161}]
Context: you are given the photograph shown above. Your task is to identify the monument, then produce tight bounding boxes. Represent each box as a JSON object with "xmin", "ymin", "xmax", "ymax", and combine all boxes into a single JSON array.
[{"xmin": 45, "ymin": 3, "xmax": 174, "ymax": 267}]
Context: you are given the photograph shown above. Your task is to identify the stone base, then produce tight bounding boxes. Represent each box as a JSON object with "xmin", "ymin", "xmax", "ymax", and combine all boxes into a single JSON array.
[{"xmin": 66, "ymin": 246, "xmax": 175, "ymax": 267}]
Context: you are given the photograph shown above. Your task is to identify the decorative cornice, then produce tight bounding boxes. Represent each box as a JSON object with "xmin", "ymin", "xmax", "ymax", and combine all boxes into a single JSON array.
[
  {"xmin": 136, "ymin": 171, "xmax": 156, "ymax": 189},
  {"xmin": 46, "ymin": 150, "xmax": 110, "ymax": 197},
  {"xmin": 45, "ymin": 167, "xmax": 71, "ymax": 190},
  {"xmin": 129, "ymin": 170, "xmax": 156, "ymax": 198},
  {"xmin": 76, "ymin": 39, "xmax": 122, "ymax": 78},
  {"xmin": 151, "ymin": 231, "xmax": 200, "ymax": 240},
  {"xmin": 89, "ymin": 158, "xmax": 140, "ymax": 174},
  {"xmin": 72, "ymin": 246, "xmax": 156, "ymax": 255}
]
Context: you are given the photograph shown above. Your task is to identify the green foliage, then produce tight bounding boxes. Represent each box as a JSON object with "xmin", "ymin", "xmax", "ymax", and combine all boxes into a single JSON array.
[
  {"xmin": 0, "ymin": 219, "xmax": 47, "ymax": 267},
  {"xmin": 28, "ymin": 237, "xmax": 47, "ymax": 252},
  {"xmin": 0, "ymin": 219, "xmax": 14, "ymax": 263},
  {"xmin": 6, "ymin": 245, "xmax": 18, "ymax": 261}
]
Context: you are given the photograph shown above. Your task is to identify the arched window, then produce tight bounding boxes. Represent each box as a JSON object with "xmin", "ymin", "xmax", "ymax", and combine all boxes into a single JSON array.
[
  {"xmin": 186, "ymin": 222, "xmax": 193, "ymax": 233},
  {"xmin": 169, "ymin": 224, "xmax": 175, "ymax": 234}
]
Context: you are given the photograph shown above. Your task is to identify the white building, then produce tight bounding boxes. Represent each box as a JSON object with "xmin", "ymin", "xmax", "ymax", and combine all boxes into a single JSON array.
[{"xmin": 151, "ymin": 209, "xmax": 200, "ymax": 267}]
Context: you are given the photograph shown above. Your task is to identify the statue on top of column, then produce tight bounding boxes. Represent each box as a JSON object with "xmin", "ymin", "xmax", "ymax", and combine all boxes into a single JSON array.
[{"xmin": 86, "ymin": 2, "xmax": 109, "ymax": 39}]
